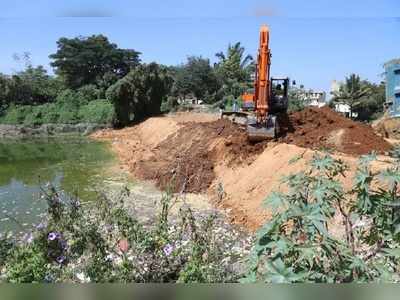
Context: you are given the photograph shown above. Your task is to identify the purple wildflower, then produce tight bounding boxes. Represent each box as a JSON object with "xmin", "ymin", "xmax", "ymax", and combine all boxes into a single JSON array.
[
  {"xmin": 163, "ymin": 243, "xmax": 173, "ymax": 256},
  {"xmin": 23, "ymin": 232, "xmax": 34, "ymax": 244},
  {"xmin": 56, "ymin": 255, "xmax": 66, "ymax": 264},
  {"xmin": 48, "ymin": 232, "xmax": 58, "ymax": 241},
  {"xmin": 36, "ymin": 222, "xmax": 46, "ymax": 230}
]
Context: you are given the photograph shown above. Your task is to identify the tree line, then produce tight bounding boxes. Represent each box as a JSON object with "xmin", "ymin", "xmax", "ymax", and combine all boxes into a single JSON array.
[
  {"xmin": 0, "ymin": 35, "xmax": 254, "ymax": 126},
  {"xmin": 330, "ymin": 74, "xmax": 386, "ymax": 121},
  {"xmin": 0, "ymin": 34, "xmax": 388, "ymax": 126}
]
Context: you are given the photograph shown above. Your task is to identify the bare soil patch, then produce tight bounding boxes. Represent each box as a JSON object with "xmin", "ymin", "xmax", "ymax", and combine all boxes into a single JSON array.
[{"xmin": 92, "ymin": 109, "xmax": 392, "ymax": 231}]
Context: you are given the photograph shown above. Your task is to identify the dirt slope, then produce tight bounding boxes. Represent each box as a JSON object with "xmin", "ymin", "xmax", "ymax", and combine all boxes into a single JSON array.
[
  {"xmin": 92, "ymin": 109, "xmax": 392, "ymax": 231},
  {"xmin": 280, "ymin": 107, "xmax": 392, "ymax": 155}
]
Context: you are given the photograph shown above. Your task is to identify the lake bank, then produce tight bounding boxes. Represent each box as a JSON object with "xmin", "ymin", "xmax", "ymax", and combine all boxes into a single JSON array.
[{"xmin": 0, "ymin": 123, "xmax": 112, "ymax": 139}]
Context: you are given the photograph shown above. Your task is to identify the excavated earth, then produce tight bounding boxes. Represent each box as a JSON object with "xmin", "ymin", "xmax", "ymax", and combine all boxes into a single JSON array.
[
  {"xmin": 92, "ymin": 109, "xmax": 393, "ymax": 231},
  {"xmin": 280, "ymin": 106, "xmax": 392, "ymax": 155}
]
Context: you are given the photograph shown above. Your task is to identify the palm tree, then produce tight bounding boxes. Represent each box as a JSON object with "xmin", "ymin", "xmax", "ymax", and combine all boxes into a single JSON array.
[
  {"xmin": 331, "ymin": 74, "xmax": 372, "ymax": 119},
  {"xmin": 215, "ymin": 42, "xmax": 254, "ymax": 82}
]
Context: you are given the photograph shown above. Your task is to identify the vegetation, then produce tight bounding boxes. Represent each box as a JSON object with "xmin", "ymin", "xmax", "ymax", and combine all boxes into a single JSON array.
[
  {"xmin": 287, "ymin": 84, "xmax": 306, "ymax": 112},
  {"xmin": 3, "ymin": 150, "xmax": 400, "ymax": 282},
  {"xmin": 106, "ymin": 63, "xmax": 172, "ymax": 126},
  {"xmin": 170, "ymin": 56, "xmax": 219, "ymax": 103},
  {"xmin": 49, "ymin": 35, "xmax": 140, "ymax": 89},
  {"xmin": 0, "ymin": 185, "xmax": 247, "ymax": 283},
  {"xmin": 0, "ymin": 32, "xmax": 257, "ymax": 126},
  {"xmin": 245, "ymin": 152, "xmax": 400, "ymax": 283},
  {"xmin": 214, "ymin": 42, "xmax": 254, "ymax": 101},
  {"xmin": 330, "ymin": 73, "xmax": 382, "ymax": 121}
]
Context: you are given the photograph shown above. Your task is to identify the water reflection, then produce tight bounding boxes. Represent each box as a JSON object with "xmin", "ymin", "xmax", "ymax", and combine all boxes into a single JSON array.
[{"xmin": 0, "ymin": 138, "xmax": 114, "ymax": 232}]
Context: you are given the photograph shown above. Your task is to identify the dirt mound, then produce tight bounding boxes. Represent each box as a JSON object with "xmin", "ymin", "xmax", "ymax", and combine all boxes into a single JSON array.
[
  {"xmin": 92, "ymin": 110, "xmax": 394, "ymax": 231},
  {"xmin": 373, "ymin": 115, "xmax": 400, "ymax": 140},
  {"xmin": 281, "ymin": 107, "xmax": 392, "ymax": 155},
  {"xmin": 134, "ymin": 119, "xmax": 266, "ymax": 193}
]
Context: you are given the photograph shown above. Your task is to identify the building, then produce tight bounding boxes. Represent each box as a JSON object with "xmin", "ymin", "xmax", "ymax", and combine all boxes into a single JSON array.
[
  {"xmin": 292, "ymin": 87, "xmax": 327, "ymax": 107},
  {"xmin": 330, "ymin": 80, "xmax": 358, "ymax": 118},
  {"xmin": 299, "ymin": 90, "xmax": 326, "ymax": 107},
  {"xmin": 384, "ymin": 59, "xmax": 400, "ymax": 117}
]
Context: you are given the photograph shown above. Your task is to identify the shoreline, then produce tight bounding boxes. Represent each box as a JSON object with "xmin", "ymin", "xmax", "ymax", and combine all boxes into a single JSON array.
[{"xmin": 0, "ymin": 123, "xmax": 112, "ymax": 139}]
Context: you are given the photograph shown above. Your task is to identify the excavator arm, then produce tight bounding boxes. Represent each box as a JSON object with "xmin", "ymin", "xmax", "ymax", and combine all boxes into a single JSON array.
[
  {"xmin": 254, "ymin": 25, "xmax": 271, "ymax": 124},
  {"xmin": 222, "ymin": 24, "xmax": 289, "ymax": 141}
]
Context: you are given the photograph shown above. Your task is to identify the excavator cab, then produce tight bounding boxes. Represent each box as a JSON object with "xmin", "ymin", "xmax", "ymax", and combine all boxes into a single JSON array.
[{"xmin": 270, "ymin": 77, "xmax": 289, "ymax": 113}]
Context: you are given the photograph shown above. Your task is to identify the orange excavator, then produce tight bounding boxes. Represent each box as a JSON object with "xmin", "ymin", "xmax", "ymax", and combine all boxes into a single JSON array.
[{"xmin": 222, "ymin": 25, "xmax": 289, "ymax": 141}]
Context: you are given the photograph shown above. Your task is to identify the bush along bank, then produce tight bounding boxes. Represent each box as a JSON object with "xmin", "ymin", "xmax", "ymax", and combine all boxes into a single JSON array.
[
  {"xmin": 0, "ymin": 123, "xmax": 111, "ymax": 138},
  {"xmin": 0, "ymin": 185, "xmax": 251, "ymax": 283},
  {"xmin": 0, "ymin": 87, "xmax": 115, "ymax": 137}
]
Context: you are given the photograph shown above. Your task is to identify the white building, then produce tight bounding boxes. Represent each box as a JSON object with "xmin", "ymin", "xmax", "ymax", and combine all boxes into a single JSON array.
[
  {"xmin": 330, "ymin": 80, "xmax": 358, "ymax": 118},
  {"xmin": 300, "ymin": 91, "xmax": 326, "ymax": 107}
]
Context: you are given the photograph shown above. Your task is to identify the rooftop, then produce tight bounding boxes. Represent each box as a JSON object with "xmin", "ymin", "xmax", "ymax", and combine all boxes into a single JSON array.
[{"xmin": 384, "ymin": 59, "xmax": 400, "ymax": 68}]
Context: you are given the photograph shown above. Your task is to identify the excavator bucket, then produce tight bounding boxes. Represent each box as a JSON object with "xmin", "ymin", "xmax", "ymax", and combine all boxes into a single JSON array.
[
  {"xmin": 220, "ymin": 111, "xmax": 249, "ymax": 126},
  {"xmin": 246, "ymin": 115, "xmax": 279, "ymax": 141}
]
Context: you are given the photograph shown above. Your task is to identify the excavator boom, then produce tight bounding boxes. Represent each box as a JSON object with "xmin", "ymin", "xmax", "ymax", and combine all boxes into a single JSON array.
[
  {"xmin": 246, "ymin": 25, "xmax": 279, "ymax": 141},
  {"xmin": 221, "ymin": 25, "xmax": 289, "ymax": 141}
]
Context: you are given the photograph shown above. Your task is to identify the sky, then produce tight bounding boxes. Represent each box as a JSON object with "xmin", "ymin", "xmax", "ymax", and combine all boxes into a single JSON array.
[{"xmin": 0, "ymin": 0, "xmax": 399, "ymax": 94}]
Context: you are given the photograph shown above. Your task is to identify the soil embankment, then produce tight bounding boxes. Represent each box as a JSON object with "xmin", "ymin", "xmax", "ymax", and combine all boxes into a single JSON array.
[{"xmin": 92, "ymin": 108, "xmax": 393, "ymax": 231}]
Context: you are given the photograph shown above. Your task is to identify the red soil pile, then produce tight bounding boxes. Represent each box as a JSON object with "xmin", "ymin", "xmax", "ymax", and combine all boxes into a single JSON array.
[
  {"xmin": 280, "ymin": 107, "xmax": 392, "ymax": 155},
  {"xmin": 134, "ymin": 108, "xmax": 391, "ymax": 193},
  {"xmin": 134, "ymin": 119, "xmax": 265, "ymax": 193}
]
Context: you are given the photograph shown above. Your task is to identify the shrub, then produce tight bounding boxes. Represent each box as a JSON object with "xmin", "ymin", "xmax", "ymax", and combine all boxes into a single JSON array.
[
  {"xmin": 245, "ymin": 152, "xmax": 400, "ymax": 283},
  {"xmin": 0, "ymin": 105, "xmax": 31, "ymax": 124},
  {"xmin": 5, "ymin": 246, "xmax": 48, "ymax": 283},
  {"xmin": 0, "ymin": 98, "xmax": 115, "ymax": 125},
  {"xmin": 0, "ymin": 184, "xmax": 248, "ymax": 283},
  {"xmin": 78, "ymin": 99, "xmax": 115, "ymax": 124},
  {"xmin": 106, "ymin": 63, "xmax": 172, "ymax": 126},
  {"xmin": 160, "ymin": 96, "xmax": 179, "ymax": 113}
]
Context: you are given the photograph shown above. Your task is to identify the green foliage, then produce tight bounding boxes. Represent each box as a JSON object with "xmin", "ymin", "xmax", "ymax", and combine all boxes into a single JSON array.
[
  {"xmin": 246, "ymin": 152, "xmax": 400, "ymax": 283},
  {"xmin": 5, "ymin": 246, "xmax": 48, "ymax": 283},
  {"xmin": 288, "ymin": 86, "xmax": 306, "ymax": 112},
  {"xmin": 160, "ymin": 96, "xmax": 179, "ymax": 113},
  {"xmin": 78, "ymin": 99, "xmax": 115, "ymax": 124},
  {"xmin": 0, "ymin": 66, "xmax": 63, "ymax": 110},
  {"xmin": 0, "ymin": 234, "xmax": 14, "ymax": 267},
  {"xmin": 214, "ymin": 42, "xmax": 254, "ymax": 99},
  {"xmin": 0, "ymin": 182, "xmax": 245, "ymax": 283},
  {"xmin": 171, "ymin": 56, "xmax": 220, "ymax": 102},
  {"xmin": 106, "ymin": 63, "xmax": 172, "ymax": 126},
  {"xmin": 215, "ymin": 42, "xmax": 254, "ymax": 83},
  {"xmin": 50, "ymin": 35, "xmax": 140, "ymax": 89},
  {"xmin": 331, "ymin": 74, "xmax": 372, "ymax": 119},
  {"xmin": 0, "ymin": 98, "xmax": 115, "ymax": 125},
  {"xmin": 355, "ymin": 81, "xmax": 386, "ymax": 121}
]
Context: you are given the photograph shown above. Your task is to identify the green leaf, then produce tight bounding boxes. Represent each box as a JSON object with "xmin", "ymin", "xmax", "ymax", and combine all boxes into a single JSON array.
[
  {"xmin": 263, "ymin": 192, "xmax": 285, "ymax": 212},
  {"xmin": 382, "ymin": 248, "xmax": 400, "ymax": 258}
]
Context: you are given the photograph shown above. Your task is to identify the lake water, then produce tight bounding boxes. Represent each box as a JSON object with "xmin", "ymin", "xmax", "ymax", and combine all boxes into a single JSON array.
[{"xmin": 0, "ymin": 138, "xmax": 115, "ymax": 232}]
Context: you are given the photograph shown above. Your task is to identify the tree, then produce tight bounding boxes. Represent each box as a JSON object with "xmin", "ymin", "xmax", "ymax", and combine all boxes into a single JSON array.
[
  {"xmin": 331, "ymin": 74, "xmax": 372, "ymax": 119},
  {"xmin": 355, "ymin": 81, "xmax": 386, "ymax": 121},
  {"xmin": 0, "ymin": 66, "xmax": 63, "ymax": 108},
  {"xmin": 214, "ymin": 42, "xmax": 254, "ymax": 99},
  {"xmin": 171, "ymin": 56, "xmax": 220, "ymax": 102},
  {"xmin": 106, "ymin": 63, "xmax": 172, "ymax": 126},
  {"xmin": 50, "ymin": 35, "xmax": 140, "ymax": 89}
]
